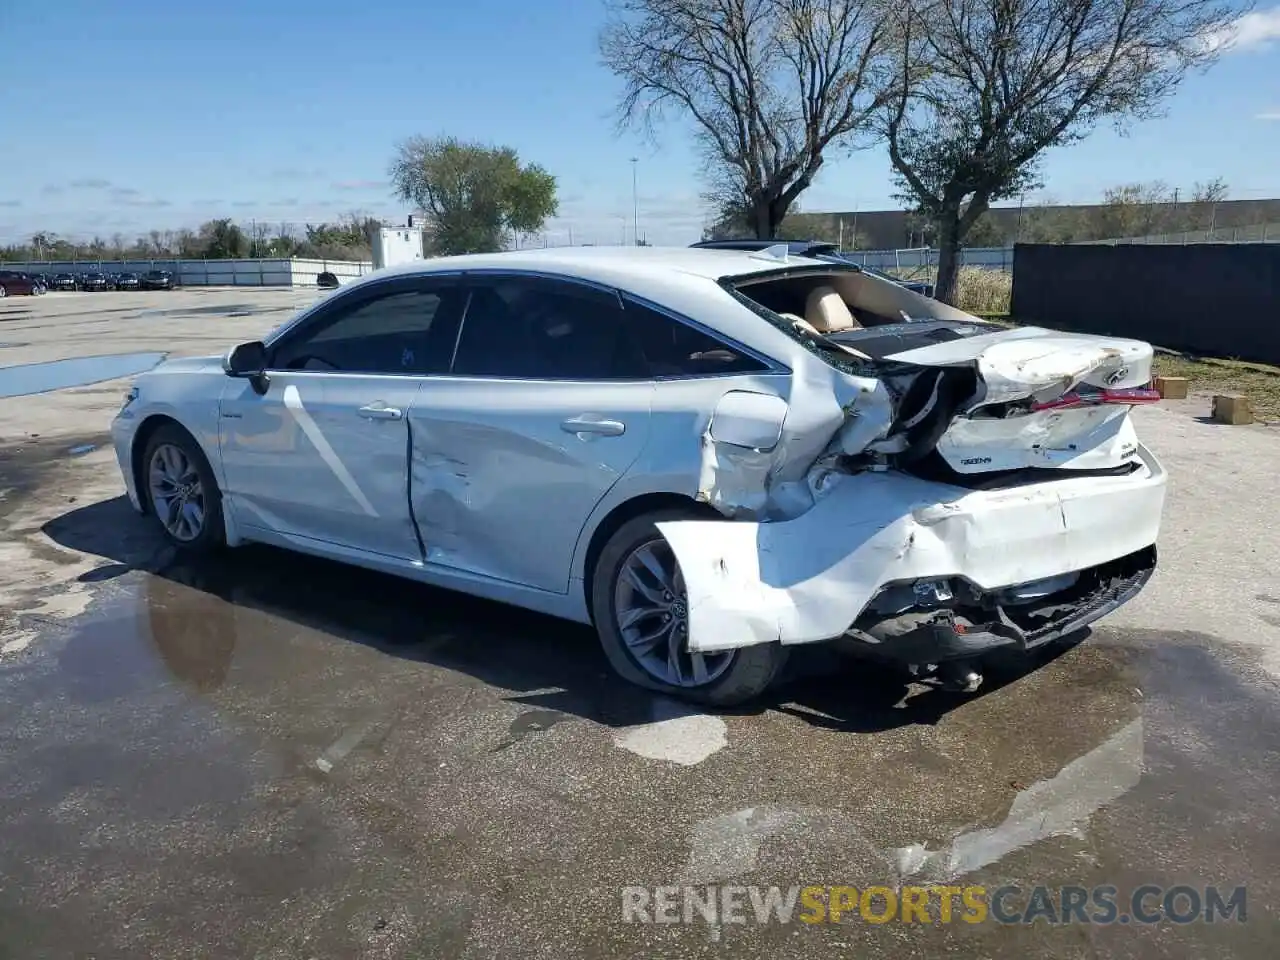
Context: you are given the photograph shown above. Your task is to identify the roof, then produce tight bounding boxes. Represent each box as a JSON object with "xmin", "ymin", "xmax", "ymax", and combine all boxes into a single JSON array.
[
  {"xmin": 367, "ymin": 245, "xmax": 833, "ymax": 287},
  {"xmin": 332, "ymin": 245, "xmax": 854, "ymax": 366},
  {"xmin": 691, "ymin": 239, "xmax": 840, "ymax": 256}
]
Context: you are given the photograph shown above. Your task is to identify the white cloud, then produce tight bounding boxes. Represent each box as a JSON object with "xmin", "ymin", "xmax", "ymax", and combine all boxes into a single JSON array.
[
  {"xmin": 1206, "ymin": 7, "xmax": 1280, "ymax": 52},
  {"xmin": 1256, "ymin": 110, "xmax": 1280, "ymax": 120}
]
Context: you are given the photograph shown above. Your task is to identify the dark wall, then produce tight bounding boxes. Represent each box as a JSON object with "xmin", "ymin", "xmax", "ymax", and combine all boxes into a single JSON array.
[{"xmin": 1010, "ymin": 243, "xmax": 1280, "ymax": 365}]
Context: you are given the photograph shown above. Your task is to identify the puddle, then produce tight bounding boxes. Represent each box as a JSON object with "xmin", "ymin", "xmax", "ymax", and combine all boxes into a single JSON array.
[
  {"xmin": 0, "ymin": 352, "xmax": 166, "ymax": 399},
  {"xmin": 68, "ymin": 443, "xmax": 98, "ymax": 456},
  {"xmin": 134, "ymin": 304, "xmax": 293, "ymax": 319}
]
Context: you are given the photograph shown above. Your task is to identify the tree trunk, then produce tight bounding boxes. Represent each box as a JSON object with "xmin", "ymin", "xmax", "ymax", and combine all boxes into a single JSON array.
[
  {"xmin": 934, "ymin": 209, "xmax": 963, "ymax": 306},
  {"xmin": 751, "ymin": 200, "xmax": 775, "ymax": 239}
]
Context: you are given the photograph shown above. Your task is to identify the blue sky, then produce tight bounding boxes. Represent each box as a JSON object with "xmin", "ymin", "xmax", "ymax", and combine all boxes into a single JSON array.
[{"xmin": 2, "ymin": 0, "xmax": 1278, "ymax": 246}]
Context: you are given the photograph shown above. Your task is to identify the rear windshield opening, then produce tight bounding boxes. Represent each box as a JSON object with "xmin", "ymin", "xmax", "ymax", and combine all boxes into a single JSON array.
[
  {"xmin": 723, "ymin": 267, "xmax": 1000, "ymax": 366},
  {"xmin": 729, "ymin": 268, "xmax": 945, "ymax": 332}
]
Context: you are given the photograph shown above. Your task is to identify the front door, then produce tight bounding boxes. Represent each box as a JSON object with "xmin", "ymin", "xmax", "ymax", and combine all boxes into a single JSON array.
[
  {"xmin": 219, "ymin": 275, "xmax": 463, "ymax": 561},
  {"xmin": 408, "ymin": 274, "xmax": 653, "ymax": 593}
]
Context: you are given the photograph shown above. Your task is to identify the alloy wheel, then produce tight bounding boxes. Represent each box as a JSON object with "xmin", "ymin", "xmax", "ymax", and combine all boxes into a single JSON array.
[
  {"xmin": 148, "ymin": 443, "xmax": 205, "ymax": 542},
  {"xmin": 613, "ymin": 538, "xmax": 734, "ymax": 688}
]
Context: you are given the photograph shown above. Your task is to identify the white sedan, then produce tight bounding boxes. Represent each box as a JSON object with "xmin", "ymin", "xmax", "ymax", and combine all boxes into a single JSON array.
[{"xmin": 112, "ymin": 246, "xmax": 1166, "ymax": 704}]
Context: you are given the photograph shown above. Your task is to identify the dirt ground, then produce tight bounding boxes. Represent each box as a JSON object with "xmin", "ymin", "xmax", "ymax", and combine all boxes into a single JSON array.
[{"xmin": 1, "ymin": 289, "xmax": 1278, "ymax": 958}]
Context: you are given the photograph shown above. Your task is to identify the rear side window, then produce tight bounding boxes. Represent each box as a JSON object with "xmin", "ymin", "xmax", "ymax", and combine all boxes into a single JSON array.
[
  {"xmin": 452, "ymin": 277, "xmax": 644, "ymax": 379},
  {"xmin": 621, "ymin": 298, "xmax": 768, "ymax": 377}
]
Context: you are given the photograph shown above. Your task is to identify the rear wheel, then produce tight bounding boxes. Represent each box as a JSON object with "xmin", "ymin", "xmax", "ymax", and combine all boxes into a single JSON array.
[
  {"xmin": 142, "ymin": 424, "xmax": 225, "ymax": 555},
  {"xmin": 591, "ymin": 508, "xmax": 786, "ymax": 706},
  {"xmin": 0, "ymin": 285, "xmax": 7, "ymax": 298}
]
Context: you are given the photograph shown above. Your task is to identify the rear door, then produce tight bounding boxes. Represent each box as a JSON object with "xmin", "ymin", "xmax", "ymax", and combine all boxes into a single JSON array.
[
  {"xmin": 408, "ymin": 273, "xmax": 652, "ymax": 593},
  {"xmin": 219, "ymin": 274, "xmax": 463, "ymax": 559}
]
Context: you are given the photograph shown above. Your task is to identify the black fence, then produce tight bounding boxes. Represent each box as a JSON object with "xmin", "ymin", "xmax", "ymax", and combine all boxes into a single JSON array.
[{"xmin": 1010, "ymin": 243, "xmax": 1280, "ymax": 365}]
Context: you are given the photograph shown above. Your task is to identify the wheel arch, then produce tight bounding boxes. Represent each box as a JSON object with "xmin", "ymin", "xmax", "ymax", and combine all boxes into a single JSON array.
[
  {"xmin": 579, "ymin": 492, "xmax": 720, "ymax": 622},
  {"xmin": 130, "ymin": 414, "xmax": 206, "ymax": 513}
]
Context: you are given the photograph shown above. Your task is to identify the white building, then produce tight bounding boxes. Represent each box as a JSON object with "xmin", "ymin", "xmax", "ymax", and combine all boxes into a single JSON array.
[{"xmin": 372, "ymin": 225, "xmax": 425, "ymax": 269}]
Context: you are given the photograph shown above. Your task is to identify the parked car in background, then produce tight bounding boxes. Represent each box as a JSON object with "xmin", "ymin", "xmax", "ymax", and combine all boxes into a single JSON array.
[
  {"xmin": 80, "ymin": 272, "xmax": 110, "ymax": 292},
  {"xmin": 115, "ymin": 272, "xmax": 141, "ymax": 291},
  {"xmin": 140, "ymin": 270, "xmax": 174, "ymax": 290},
  {"xmin": 0, "ymin": 270, "xmax": 43, "ymax": 297},
  {"xmin": 49, "ymin": 273, "xmax": 78, "ymax": 291},
  {"xmin": 691, "ymin": 239, "xmax": 935, "ymax": 298},
  {"xmin": 112, "ymin": 246, "xmax": 1165, "ymax": 705}
]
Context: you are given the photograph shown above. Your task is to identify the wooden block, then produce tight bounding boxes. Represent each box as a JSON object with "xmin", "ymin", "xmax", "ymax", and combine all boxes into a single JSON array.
[
  {"xmin": 1152, "ymin": 375, "xmax": 1188, "ymax": 400},
  {"xmin": 1212, "ymin": 393, "xmax": 1254, "ymax": 425}
]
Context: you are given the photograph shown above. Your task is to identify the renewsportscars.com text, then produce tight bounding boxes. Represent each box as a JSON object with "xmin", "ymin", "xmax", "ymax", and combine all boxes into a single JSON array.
[{"xmin": 621, "ymin": 884, "xmax": 1247, "ymax": 926}]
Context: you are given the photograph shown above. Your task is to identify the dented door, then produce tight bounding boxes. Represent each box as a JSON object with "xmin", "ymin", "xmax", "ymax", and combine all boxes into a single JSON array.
[
  {"xmin": 406, "ymin": 273, "xmax": 654, "ymax": 593},
  {"xmin": 407, "ymin": 379, "xmax": 653, "ymax": 592}
]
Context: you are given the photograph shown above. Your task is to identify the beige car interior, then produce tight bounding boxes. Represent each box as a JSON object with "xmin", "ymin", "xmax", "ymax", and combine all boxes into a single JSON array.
[
  {"xmin": 739, "ymin": 269, "xmax": 979, "ymax": 356},
  {"xmin": 804, "ymin": 285, "xmax": 857, "ymax": 332}
]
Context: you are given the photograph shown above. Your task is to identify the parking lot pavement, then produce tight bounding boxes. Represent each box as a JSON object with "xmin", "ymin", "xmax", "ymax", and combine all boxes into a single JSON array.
[{"xmin": 1, "ymin": 290, "xmax": 1278, "ymax": 958}]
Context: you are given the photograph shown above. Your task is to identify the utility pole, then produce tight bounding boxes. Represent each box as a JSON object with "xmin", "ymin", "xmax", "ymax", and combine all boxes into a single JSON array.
[{"xmin": 630, "ymin": 158, "xmax": 639, "ymax": 246}]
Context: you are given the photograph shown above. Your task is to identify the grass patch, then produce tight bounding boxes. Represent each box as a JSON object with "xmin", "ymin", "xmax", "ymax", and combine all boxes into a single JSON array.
[
  {"xmin": 879, "ymin": 265, "xmax": 1013, "ymax": 314},
  {"xmin": 1153, "ymin": 354, "xmax": 1280, "ymax": 420},
  {"xmin": 954, "ymin": 268, "xmax": 1012, "ymax": 315}
]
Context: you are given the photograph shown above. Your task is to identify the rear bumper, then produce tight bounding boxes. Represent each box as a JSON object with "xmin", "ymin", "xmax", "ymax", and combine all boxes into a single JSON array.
[
  {"xmin": 844, "ymin": 545, "xmax": 1155, "ymax": 665},
  {"xmin": 659, "ymin": 446, "xmax": 1167, "ymax": 653}
]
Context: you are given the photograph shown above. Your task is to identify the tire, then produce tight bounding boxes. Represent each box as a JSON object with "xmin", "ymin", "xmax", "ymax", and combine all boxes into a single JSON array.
[
  {"xmin": 590, "ymin": 508, "xmax": 787, "ymax": 706},
  {"xmin": 141, "ymin": 424, "xmax": 225, "ymax": 555},
  {"xmin": 0, "ymin": 285, "xmax": 7, "ymax": 298}
]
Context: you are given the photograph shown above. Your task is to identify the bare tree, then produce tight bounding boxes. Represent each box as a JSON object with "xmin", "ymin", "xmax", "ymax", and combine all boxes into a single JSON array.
[
  {"xmin": 602, "ymin": 0, "xmax": 898, "ymax": 239},
  {"xmin": 884, "ymin": 0, "xmax": 1238, "ymax": 303}
]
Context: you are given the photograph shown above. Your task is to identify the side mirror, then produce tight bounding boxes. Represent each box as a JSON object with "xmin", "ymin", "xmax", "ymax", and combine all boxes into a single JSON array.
[
  {"xmin": 223, "ymin": 341, "xmax": 269, "ymax": 395},
  {"xmin": 223, "ymin": 341, "xmax": 266, "ymax": 377}
]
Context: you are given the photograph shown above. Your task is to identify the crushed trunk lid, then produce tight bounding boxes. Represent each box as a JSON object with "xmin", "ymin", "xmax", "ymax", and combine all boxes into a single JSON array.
[{"xmin": 858, "ymin": 326, "xmax": 1158, "ymax": 474}]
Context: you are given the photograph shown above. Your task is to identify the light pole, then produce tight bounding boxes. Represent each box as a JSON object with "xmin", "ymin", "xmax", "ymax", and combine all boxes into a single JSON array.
[{"xmin": 630, "ymin": 157, "xmax": 639, "ymax": 246}]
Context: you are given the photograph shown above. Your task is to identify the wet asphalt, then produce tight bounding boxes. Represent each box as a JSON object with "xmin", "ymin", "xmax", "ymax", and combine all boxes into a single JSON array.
[
  {"xmin": 0, "ymin": 488, "xmax": 1276, "ymax": 957},
  {"xmin": 1, "ymin": 292, "xmax": 1278, "ymax": 958}
]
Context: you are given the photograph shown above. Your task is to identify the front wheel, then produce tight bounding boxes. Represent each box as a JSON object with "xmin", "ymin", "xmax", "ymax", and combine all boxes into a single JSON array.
[
  {"xmin": 591, "ymin": 509, "xmax": 786, "ymax": 706},
  {"xmin": 0, "ymin": 285, "xmax": 7, "ymax": 298},
  {"xmin": 142, "ymin": 425, "xmax": 225, "ymax": 554}
]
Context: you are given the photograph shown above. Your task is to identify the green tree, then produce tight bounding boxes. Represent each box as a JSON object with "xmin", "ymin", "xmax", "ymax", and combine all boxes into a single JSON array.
[
  {"xmin": 882, "ymin": 0, "xmax": 1235, "ymax": 304},
  {"xmin": 389, "ymin": 137, "xmax": 557, "ymax": 255},
  {"xmin": 197, "ymin": 219, "xmax": 248, "ymax": 258}
]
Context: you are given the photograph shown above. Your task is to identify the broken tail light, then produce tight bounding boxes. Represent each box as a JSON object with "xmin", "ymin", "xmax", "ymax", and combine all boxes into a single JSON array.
[{"xmin": 1031, "ymin": 388, "xmax": 1161, "ymax": 412}]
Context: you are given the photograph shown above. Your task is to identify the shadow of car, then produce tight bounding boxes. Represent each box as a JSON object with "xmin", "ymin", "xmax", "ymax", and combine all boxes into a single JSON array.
[{"xmin": 41, "ymin": 495, "xmax": 1087, "ymax": 732}]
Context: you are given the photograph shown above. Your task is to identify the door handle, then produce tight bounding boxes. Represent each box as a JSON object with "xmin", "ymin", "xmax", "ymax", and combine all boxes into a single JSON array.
[
  {"xmin": 358, "ymin": 403, "xmax": 403, "ymax": 421},
  {"xmin": 560, "ymin": 416, "xmax": 625, "ymax": 437}
]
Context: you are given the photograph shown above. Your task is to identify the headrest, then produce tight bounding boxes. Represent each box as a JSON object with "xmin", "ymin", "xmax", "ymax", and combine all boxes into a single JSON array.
[{"xmin": 804, "ymin": 285, "xmax": 857, "ymax": 333}]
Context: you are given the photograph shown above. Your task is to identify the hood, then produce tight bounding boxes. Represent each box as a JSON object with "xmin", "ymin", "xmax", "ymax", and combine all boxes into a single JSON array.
[{"xmin": 149, "ymin": 354, "xmax": 224, "ymax": 375}]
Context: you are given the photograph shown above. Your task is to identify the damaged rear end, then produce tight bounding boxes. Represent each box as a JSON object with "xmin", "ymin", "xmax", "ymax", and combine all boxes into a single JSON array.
[{"xmin": 658, "ymin": 261, "xmax": 1167, "ymax": 690}]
